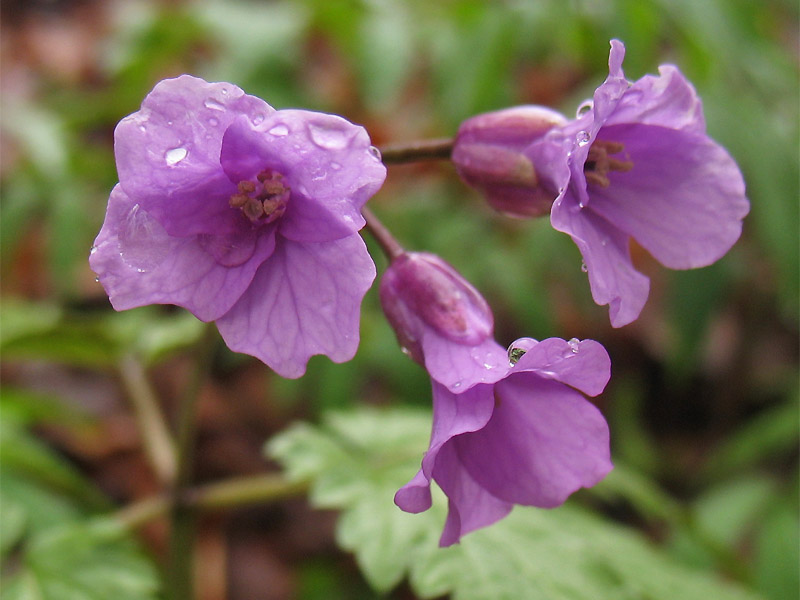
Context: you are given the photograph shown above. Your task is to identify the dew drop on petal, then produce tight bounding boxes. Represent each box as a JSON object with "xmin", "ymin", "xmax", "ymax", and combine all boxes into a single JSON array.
[
  {"xmin": 576, "ymin": 131, "xmax": 590, "ymax": 146},
  {"xmin": 252, "ymin": 113, "xmax": 265, "ymax": 125},
  {"xmin": 567, "ymin": 338, "xmax": 580, "ymax": 354},
  {"xmin": 269, "ymin": 124, "xmax": 289, "ymax": 137},
  {"xmin": 165, "ymin": 147, "xmax": 188, "ymax": 166},
  {"xmin": 89, "ymin": 245, "xmax": 97, "ymax": 255},
  {"xmin": 400, "ymin": 346, "xmax": 411, "ymax": 357},
  {"xmin": 576, "ymin": 101, "xmax": 593, "ymax": 117},
  {"xmin": 204, "ymin": 98, "xmax": 225, "ymax": 111},
  {"xmin": 453, "ymin": 382, "xmax": 462, "ymax": 389},
  {"xmin": 308, "ymin": 122, "xmax": 349, "ymax": 149},
  {"xmin": 138, "ymin": 124, "xmax": 146, "ymax": 133},
  {"xmin": 94, "ymin": 276, "xmax": 100, "ymax": 282},
  {"xmin": 330, "ymin": 161, "xmax": 341, "ymax": 170},
  {"xmin": 368, "ymin": 145, "xmax": 382, "ymax": 161},
  {"xmin": 208, "ymin": 117, "xmax": 219, "ymax": 127},
  {"xmin": 580, "ymin": 261, "xmax": 588, "ymax": 273}
]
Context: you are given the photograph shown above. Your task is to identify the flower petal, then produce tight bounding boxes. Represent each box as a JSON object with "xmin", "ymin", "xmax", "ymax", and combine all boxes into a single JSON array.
[
  {"xmin": 220, "ymin": 110, "xmax": 386, "ymax": 243},
  {"xmin": 586, "ymin": 124, "xmax": 749, "ymax": 270},
  {"xmin": 90, "ymin": 186, "xmax": 275, "ymax": 321},
  {"xmin": 215, "ymin": 234, "xmax": 376, "ymax": 377},
  {"xmin": 604, "ymin": 65, "xmax": 705, "ymax": 133},
  {"xmin": 456, "ymin": 375, "xmax": 613, "ymax": 507},
  {"xmin": 513, "ymin": 337, "xmax": 611, "ymax": 397},
  {"xmin": 395, "ymin": 381, "xmax": 495, "ymax": 513},
  {"xmin": 433, "ymin": 443, "xmax": 513, "ymax": 547},
  {"xmin": 115, "ymin": 75, "xmax": 273, "ymax": 237},
  {"xmin": 421, "ymin": 337, "xmax": 510, "ymax": 393},
  {"xmin": 551, "ymin": 199, "xmax": 650, "ymax": 327}
]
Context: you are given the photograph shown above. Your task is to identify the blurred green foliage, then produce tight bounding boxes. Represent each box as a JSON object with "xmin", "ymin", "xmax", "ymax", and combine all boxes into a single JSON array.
[{"xmin": 1, "ymin": 0, "xmax": 797, "ymax": 598}]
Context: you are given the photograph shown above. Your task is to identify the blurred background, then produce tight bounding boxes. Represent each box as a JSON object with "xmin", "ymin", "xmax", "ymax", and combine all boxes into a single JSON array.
[{"xmin": 1, "ymin": 0, "xmax": 797, "ymax": 599}]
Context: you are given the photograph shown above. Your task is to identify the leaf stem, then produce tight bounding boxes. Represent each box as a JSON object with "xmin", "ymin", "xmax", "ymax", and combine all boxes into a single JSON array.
[
  {"xmin": 116, "ymin": 474, "xmax": 309, "ymax": 530},
  {"xmin": 378, "ymin": 137, "xmax": 453, "ymax": 164},
  {"xmin": 362, "ymin": 206, "xmax": 405, "ymax": 261},
  {"xmin": 117, "ymin": 354, "xmax": 177, "ymax": 485},
  {"xmin": 166, "ymin": 323, "xmax": 217, "ymax": 600}
]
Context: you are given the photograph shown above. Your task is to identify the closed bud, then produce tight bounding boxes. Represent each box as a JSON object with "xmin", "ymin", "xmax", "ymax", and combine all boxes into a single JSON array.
[
  {"xmin": 379, "ymin": 252, "xmax": 493, "ymax": 365},
  {"xmin": 452, "ymin": 106, "xmax": 568, "ymax": 218}
]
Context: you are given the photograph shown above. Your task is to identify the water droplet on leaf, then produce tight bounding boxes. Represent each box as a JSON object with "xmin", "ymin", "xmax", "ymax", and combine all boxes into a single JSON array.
[{"xmin": 165, "ymin": 147, "xmax": 187, "ymax": 166}]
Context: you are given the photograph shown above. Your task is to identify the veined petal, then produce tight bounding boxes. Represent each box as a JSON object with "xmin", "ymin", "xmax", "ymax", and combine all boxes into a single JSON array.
[
  {"xmin": 551, "ymin": 198, "xmax": 650, "ymax": 327},
  {"xmin": 115, "ymin": 75, "xmax": 273, "ymax": 236},
  {"xmin": 433, "ymin": 444, "xmax": 514, "ymax": 547},
  {"xmin": 587, "ymin": 124, "xmax": 749, "ymax": 269},
  {"xmin": 90, "ymin": 186, "xmax": 275, "ymax": 321},
  {"xmin": 456, "ymin": 376, "xmax": 612, "ymax": 507},
  {"xmin": 421, "ymin": 337, "xmax": 510, "ymax": 393},
  {"xmin": 513, "ymin": 337, "xmax": 611, "ymax": 397},
  {"xmin": 215, "ymin": 234, "xmax": 376, "ymax": 377},
  {"xmin": 220, "ymin": 111, "xmax": 386, "ymax": 243}
]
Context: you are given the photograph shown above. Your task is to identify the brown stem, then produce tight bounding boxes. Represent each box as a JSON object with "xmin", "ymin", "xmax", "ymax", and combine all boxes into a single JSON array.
[
  {"xmin": 362, "ymin": 206, "xmax": 405, "ymax": 260},
  {"xmin": 378, "ymin": 137, "xmax": 453, "ymax": 165}
]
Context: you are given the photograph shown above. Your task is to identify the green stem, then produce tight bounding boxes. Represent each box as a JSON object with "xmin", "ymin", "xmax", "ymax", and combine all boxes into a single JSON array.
[
  {"xmin": 116, "ymin": 474, "xmax": 308, "ymax": 531},
  {"xmin": 117, "ymin": 354, "xmax": 177, "ymax": 485},
  {"xmin": 166, "ymin": 324, "xmax": 217, "ymax": 600},
  {"xmin": 378, "ymin": 137, "xmax": 453, "ymax": 164}
]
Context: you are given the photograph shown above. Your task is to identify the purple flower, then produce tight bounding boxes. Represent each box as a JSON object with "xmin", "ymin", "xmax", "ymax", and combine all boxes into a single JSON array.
[
  {"xmin": 90, "ymin": 75, "xmax": 386, "ymax": 377},
  {"xmin": 395, "ymin": 336, "xmax": 613, "ymax": 546},
  {"xmin": 379, "ymin": 251, "xmax": 509, "ymax": 393},
  {"xmin": 553, "ymin": 40, "xmax": 750, "ymax": 326}
]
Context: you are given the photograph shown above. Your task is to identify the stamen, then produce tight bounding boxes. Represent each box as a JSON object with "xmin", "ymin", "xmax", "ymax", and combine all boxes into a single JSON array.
[
  {"xmin": 229, "ymin": 169, "xmax": 291, "ymax": 224},
  {"xmin": 583, "ymin": 138, "xmax": 632, "ymax": 187}
]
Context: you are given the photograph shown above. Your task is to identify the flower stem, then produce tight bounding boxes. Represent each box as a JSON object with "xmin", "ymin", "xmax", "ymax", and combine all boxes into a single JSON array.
[
  {"xmin": 378, "ymin": 137, "xmax": 453, "ymax": 164},
  {"xmin": 116, "ymin": 474, "xmax": 309, "ymax": 530},
  {"xmin": 166, "ymin": 324, "xmax": 217, "ymax": 600},
  {"xmin": 362, "ymin": 206, "xmax": 405, "ymax": 261},
  {"xmin": 117, "ymin": 354, "xmax": 177, "ymax": 485}
]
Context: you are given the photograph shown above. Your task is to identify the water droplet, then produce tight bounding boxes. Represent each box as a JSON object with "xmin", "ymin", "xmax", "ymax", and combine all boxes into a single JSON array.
[
  {"xmin": 208, "ymin": 117, "xmax": 219, "ymax": 127},
  {"xmin": 576, "ymin": 131, "xmax": 590, "ymax": 146},
  {"xmin": 453, "ymin": 382, "xmax": 462, "ymax": 389},
  {"xmin": 600, "ymin": 238, "xmax": 608, "ymax": 247},
  {"xmin": 94, "ymin": 276, "xmax": 100, "ymax": 282},
  {"xmin": 368, "ymin": 145, "xmax": 382, "ymax": 161},
  {"xmin": 89, "ymin": 245, "xmax": 97, "ymax": 255},
  {"xmin": 400, "ymin": 346, "xmax": 411, "ymax": 357},
  {"xmin": 252, "ymin": 113, "xmax": 265, "ymax": 125},
  {"xmin": 204, "ymin": 98, "xmax": 225, "ymax": 111},
  {"xmin": 330, "ymin": 161, "xmax": 341, "ymax": 170},
  {"xmin": 166, "ymin": 120, "xmax": 173, "ymax": 126},
  {"xmin": 138, "ymin": 124, "xmax": 146, "ymax": 133},
  {"xmin": 576, "ymin": 101, "xmax": 593, "ymax": 117},
  {"xmin": 568, "ymin": 338, "xmax": 580, "ymax": 354},
  {"xmin": 165, "ymin": 147, "xmax": 187, "ymax": 166},
  {"xmin": 308, "ymin": 122, "xmax": 349, "ymax": 149},
  {"xmin": 580, "ymin": 262, "xmax": 588, "ymax": 273},
  {"xmin": 483, "ymin": 362, "xmax": 494, "ymax": 370},
  {"xmin": 221, "ymin": 88, "xmax": 228, "ymax": 95},
  {"xmin": 269, "ymin": 124, "xmax": 289, "ymax": 137}
]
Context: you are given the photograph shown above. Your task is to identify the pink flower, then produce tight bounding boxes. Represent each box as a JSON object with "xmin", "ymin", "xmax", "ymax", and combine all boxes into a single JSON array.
[{"xmin": 90, "ymin": 75, "xmax": 386, "ymax": 376}]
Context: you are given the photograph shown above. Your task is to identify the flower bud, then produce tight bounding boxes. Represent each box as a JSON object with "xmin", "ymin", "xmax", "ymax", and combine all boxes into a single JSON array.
[
  {"xmin": 452, "ymin": 106, "xmax": 568, "ymax": 218},
  {"xmin": 379, "ymin": 252, "xmax": 493, "ymax": 365}
]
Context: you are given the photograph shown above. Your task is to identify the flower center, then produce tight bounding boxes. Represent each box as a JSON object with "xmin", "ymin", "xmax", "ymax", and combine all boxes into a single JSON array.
[
  {"xmin": 583, "ymin": 140, "xmax": 633, "ymax": 188},
  {"xmin": 229, "ymin": 169, "xmax": 290, "ymax": 224}
]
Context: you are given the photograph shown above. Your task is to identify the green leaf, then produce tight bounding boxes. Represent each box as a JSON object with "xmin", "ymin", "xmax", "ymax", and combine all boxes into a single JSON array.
[
  {"xmin": 269, "ymin": 408, "xmax": 762, "ymax": 600},
  {"xmin": 1, "ymin": 520, "xmax": 160, "ymax": 600}
]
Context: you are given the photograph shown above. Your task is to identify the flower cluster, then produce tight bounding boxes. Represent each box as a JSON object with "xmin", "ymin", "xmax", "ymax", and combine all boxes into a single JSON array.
[{"xmin": 91, "ymin": 39, "xmax": 748, "ymax": 546}]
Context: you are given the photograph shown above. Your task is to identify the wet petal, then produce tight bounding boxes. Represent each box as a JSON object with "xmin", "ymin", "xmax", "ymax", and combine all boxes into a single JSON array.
[
  {"xmin": 551, "ymin": 198, "xmax": 650, "ymax": 327},
  {"xmin": 421, "ymin": 337, "xmax": 510, "ymax": 393},
  {"xmin": 513, "ymin": 337, "xmax": 611, "ymax": 397},
  {"xmin": 215, "ymin": 234, "xmax": 376, "ymax": 377},
  {"xmin": 456, "ymin": 376, "xmax": 613, "ymax": 507},
  {"xmin": 90, "ymin": 186, "xmax": 275, "ymax": 321},
  {"xmin": 587, "ymin": 124, "xmax": 749, "ymax": 269}
]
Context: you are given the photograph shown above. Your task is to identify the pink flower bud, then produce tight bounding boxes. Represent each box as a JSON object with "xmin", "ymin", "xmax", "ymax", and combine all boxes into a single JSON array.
[
  {"xmin": 379, "ymin": 252, "xmax": 493, "ymax": 366},
  {"xmin": 452, "ymin": 106, "xmax": 568, "ymax": 218}
]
